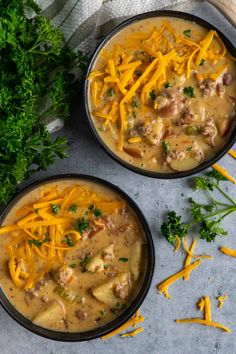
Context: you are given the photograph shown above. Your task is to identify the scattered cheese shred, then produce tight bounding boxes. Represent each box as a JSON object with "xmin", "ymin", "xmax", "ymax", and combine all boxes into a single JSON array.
[
  {"xmin": 220, "ymin": 246, "xmax": 236, "ymax": 258},
  {"xmin": 228, "ymin": 149, "xmax": 236, "ymax": 159},
  {"xmin": 217, "ymin": 295, "xmax": 228, "ymax": 309},
  {"xmin": 212, "ymin": 164, "xmax": 236, "ymax": 184},
  {"xmin": 176, "ymin": 318, "xmax": 231, "ymax": 333},
  {"xmin": 157, "ymin": 259, "xmax": 202, "ymax": 299},
  {"xmin": 120, "ymin": 327, "xmax": 144, "ymax": 338},
  {"xmin": 183, "ymin": 238, "xmax": 196, "ymax": 281},
  {"xmin": 176, "ymin": 296, "xmax": 231, "ymax": 333},
  {"xmin": 101, "ymin": 310, "xmax": 144, "ymax": 340},
  {"xmin": 174, "ymin": 235, "xmax": 181, "ymax": 253},
  {"xmin": 183, "ymin": 237, "xmax": 213, "ymax": 261}
]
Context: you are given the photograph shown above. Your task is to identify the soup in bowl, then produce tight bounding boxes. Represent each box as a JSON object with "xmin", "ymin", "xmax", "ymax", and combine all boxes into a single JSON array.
[
  {"xmin": 0, "ymin": 175, "xmax": 154, "ymax": 341},
  {"xmin": 85, "ymin": 12, "xmax": 236, "ymax": 177}
]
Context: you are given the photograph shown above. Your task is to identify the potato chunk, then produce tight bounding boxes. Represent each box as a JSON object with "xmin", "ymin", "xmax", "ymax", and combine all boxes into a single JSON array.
[
  {"xmin": 129, "ymin": 241, "xmax": 142, "ymax": 281},
  {"xmin": 86, "ymin": 254, "xmax": 104, "ymax": 273},
  {"xmin": 33, "ymin": 300, "xmax": 65, "ymax": 327},
  {"xmin": 92, "ymin": 273, "xmax": 129, "ymax": 307}
]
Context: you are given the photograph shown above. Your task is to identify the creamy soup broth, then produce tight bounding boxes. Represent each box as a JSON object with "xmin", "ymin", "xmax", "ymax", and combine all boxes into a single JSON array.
[
  {"xmin": 0, "ymin": 180, "xmax": 147, "ymax": 332},
  {"xmin": 88, "ymin": 17, "xmax": 236, "ymax": 172}
]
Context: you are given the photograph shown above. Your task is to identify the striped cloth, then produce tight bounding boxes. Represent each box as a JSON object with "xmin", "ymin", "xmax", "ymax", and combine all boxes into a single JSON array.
[
  {"xmin": 38, "ymin": 0, "xmax": 201, "ymax": 66},
  {"xmin": 37, "ymin": 0, "xmax": 200, "ymax": 131}
]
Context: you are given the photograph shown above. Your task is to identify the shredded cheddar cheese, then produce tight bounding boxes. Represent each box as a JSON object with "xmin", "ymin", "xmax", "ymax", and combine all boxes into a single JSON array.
[
  {"xmin": 1, "ymin": 185, "xmax": 125, "ymax": 290},
  {"xmin": 120, "ymin": 327, "xmax": 144, "ymax": 338},
  {"xmin": 228, "ymin": 149, "xmax": 236, "ymax": 159},
  {"xmin": 174, "ymin": 235, "xmax": 181, "ymax": 253},
  {"xmin": 183, "ymin": 238, "xmax": 213, "ymax": 261},
  {"xmin": 157, "ymin": 259, "xmax": 202, "ymax": 299},
  {"xmin": 176, "ymin": 296, "xmax": 231, "ymax": 333},
  {"xmin": 88, "ymin": 21, "xmax": 230, "ymax": 150},
  {"xmin": 101, "ymin": 310, "xmax": 144, "ymax": 340},
  {"xmin": 183, "ymin": 239, "xmax": 197, "ymax": 281},
  {"xmin": 220, "ymin": 246, "xmax": 236, "ymax": 258},
  {"xmin": 176, "ymin": 318, "xmax": 231, "ymax": 332},
  {"xmin": 217, "ymin": 295, "xmax": 228, "ymax": 309},
  {"xmin": 212, "ymin": 164, "xmax": 236, "ymax": 184}
]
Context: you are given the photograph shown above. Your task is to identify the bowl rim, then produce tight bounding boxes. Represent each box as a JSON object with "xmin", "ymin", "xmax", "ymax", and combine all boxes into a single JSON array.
[
  {"xmin": 0, "ymin": 174, "xmax": 155, "ymax": 342},
  {"xmin": 83, "ymin": 9, "xmax": 236, "ymax": 179}
]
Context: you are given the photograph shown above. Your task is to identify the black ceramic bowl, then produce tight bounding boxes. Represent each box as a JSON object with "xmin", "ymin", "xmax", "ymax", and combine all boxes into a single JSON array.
[
  {"xmin": 0, "ymin": 174, "xmax": 155, "ymax": 342},
  {"xmin": 84, "ymin": 10, "xmax": 236, "ymax": 179}
]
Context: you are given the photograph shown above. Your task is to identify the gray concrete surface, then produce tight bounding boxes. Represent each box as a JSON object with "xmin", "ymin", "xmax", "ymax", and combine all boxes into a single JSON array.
[{"xmin": 1, "ymin": 1, "xmax": 236, "ymax": 353}]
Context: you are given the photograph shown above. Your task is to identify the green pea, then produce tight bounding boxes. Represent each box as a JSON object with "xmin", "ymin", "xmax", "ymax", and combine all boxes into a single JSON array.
[{"xmin": 185, "ymin": 125, "xmax": 198, "ymax": 135}]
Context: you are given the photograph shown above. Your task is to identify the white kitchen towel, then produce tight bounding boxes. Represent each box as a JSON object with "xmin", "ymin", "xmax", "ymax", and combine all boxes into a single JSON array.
[{"xmin": 38, "ymin": 0, "xmax": 203, "ymax": 57}]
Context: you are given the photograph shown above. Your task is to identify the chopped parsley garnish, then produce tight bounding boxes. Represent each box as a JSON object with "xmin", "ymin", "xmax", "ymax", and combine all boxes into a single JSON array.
[
  {"xmin": 183, "ymin": 29, "xmax": 191, "ymax": 38},
  {"xmin": 186, "ymin": 146, "xmax": 193, "ymax": 151},
  {"xmin": 100, "ymin": 310, "xmax": 106, "ymax": 316},
  {"xmin": 135, "ymin": 70, "xmax": 142, "ymax": 77},
  {"xmin": 88, "ymin": 204, "xmax": 102, "ymax": 217},
  {"xmin": 132, "ymin": 111, "xmax": 137, "ymax": 118},
  {"xmin": 75, "ymin": 217, "xmax": 89, "ymax": 233},
  {"xmin": 69, "ymin": 263, "xmax": 77, "ymax": 268},
  {"xmin": 80, "ymin": 255, "xmax": 90, "ymax": 272},
  {"xmin": 150, "ymin": 89, "xmax": 157, "ymax": 101},
  {"xmin": 119, "ymin": 257, "xmax": 128, "ymax": 262},
  {"xmin": 110, "ymin": 303, "xmax": 126, "ymax": 314},
  {"xmin": 164, "ymin": 82, "xmax": 172, "ymax": 89},
  {"xmin": 28, "ymin": 236, "xmax": 51, "ymax": 248},
  {"xmin": 34, "ymin": 208, "xmax": 40, "ymax": 214},
  {"xmin": 162, "ymin": 141, "xmax": 170, "ymax": 155},
  {"xmin": 183, "ymin": 86, "xmax": 195, "ymax": 98},
  {"xmin": 28, "ymin": 239, "xmax": 44, "ymax": 247},
  {"xmin": 51, "ymin": 204, "xmax": 61, "ymax": 214},
  {"xmin": 63, "ymin": 236, "xmax": 74, "ymax": 247},
  {"xmin": 104, "ymin": 264, "xmax": 109, "ymax": 269},
  {"xmin": 131, "ymin": 101, "xmax": 139, "ymax": 108},
  {"xmin": 107, "ymin": 88, "xmax": 114, "ymax": 97},
  {"xmin": 93, "ymin": 208, "xmax": 102, "ymax": 217},
  {"xmin": 200, "ymin": 59, "xmax": 206, "ymax": 66},
  {"xmin": 69, "ymin": 204, "xmax": 78, "ymax": 213}
]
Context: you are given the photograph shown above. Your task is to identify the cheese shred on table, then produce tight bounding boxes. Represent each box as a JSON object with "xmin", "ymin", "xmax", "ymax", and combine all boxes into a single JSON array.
[
  {"xmin": 101, "ymin": 310, "xmax": 144, "ymax": 340},
  {"xmin": 220, "ymin": 246, "xmax": 236, "ymax": 257},
  {"xmin": 217, "ymin": 295, "xmax": 228, "ymax": 309},
  {"xmin": 157, "ymin": 259, "xmax": 202, "ymax": 299},
  {"xmin": 228, "ymin": 149, "xmax": 236, "ymax": 159},
  {"xmin": 176, "ymin": 296, "xmax": 231, "ymax": 333},
  {"xmin": 212, "ymin": 164, "xmax": 236, "ymax": 184}
]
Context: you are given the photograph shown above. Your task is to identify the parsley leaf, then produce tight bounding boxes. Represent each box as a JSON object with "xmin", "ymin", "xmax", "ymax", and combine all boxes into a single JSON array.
[
  {"xmin": 162, "ymin": 141, "xmax": 170, "ymax": 155},
  {"xmin": 161, "ymin": 211, "xmax": 189, "ymax": 245},
  {"xmin": 69, "ymin": 263, "xmax": 77, "ymax": 268},
  {"xmin": 69, "ymin": 204, "xmax": 78, "ymax": 213},
  {"xmin": 164, "ymin": 82, "xmax": 172, "ymax": 89},
  {"xmin": 183, "ymin": 86, "xmax": 195, "ymax": 98},
  {"xmin": 107, "ymin": 88, "xmax": 114, "ymax": 97},
  {"xmin": 80, "ymin": 255, "xmax": 90, "ymax": 272},
  {"xmin": 199, "ymin": 59, "xmax": 206, "ymax": 66},
  {"xmin": 75, "ymin": 217, "xmax": 89, "ymax": 233},
  {"xmin": 51, "ymin": 204, "xmax": 61, "ymax": 214},
  {"xmin": 119, "ymin": 257, "xmax": 128, "ymax": 262},
  {"xmin": 63, "ymin": 236, "xmax": 74, "ymax": 247},
  {"xmin": 183, "ymin": 29, "xmax": 191, "ymax": 38},
  {"xmin": 150, "ymin": 89, "xmax": 157, "ymax": 101}
]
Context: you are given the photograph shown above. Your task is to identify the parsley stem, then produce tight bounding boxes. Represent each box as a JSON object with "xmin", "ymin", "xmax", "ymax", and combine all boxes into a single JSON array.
[
  {"xmin": 214, "ymin": 184, "xmax": 236, "ymax": 206},
  {"xmin": 204, "ymin": 206, "xmax": 236, "ymax": 220},
  {"xmin": 206, "ymin": 191, "xmax": 229, "ymax": 208}
]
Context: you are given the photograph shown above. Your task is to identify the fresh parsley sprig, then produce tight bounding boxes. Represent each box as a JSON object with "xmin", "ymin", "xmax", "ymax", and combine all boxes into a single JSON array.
[{"xmin": 161, "ymin": 170, "xmax": 236, "ymax": 245}]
